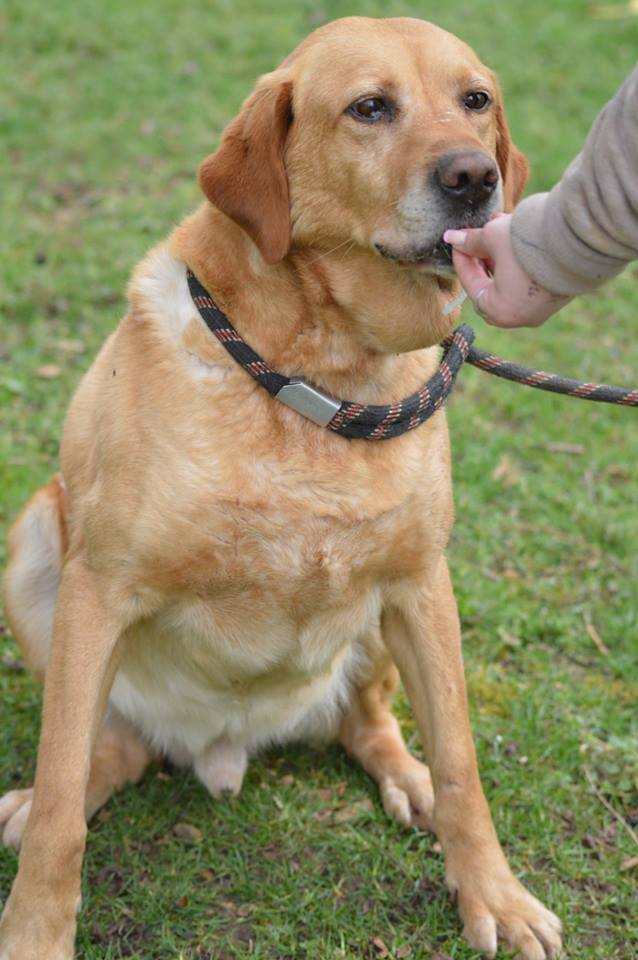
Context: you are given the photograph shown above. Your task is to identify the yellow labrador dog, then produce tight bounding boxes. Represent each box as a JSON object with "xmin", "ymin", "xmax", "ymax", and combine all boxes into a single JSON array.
[{"xmin": 0, "ymin": 16, "xmax": 562, "ymax": 960}]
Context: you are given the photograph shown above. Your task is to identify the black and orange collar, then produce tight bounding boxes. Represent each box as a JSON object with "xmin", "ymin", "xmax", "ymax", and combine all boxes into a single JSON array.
[{"xmin": 187, "ymin": 268, "xmax": 474, "ymax": 440}]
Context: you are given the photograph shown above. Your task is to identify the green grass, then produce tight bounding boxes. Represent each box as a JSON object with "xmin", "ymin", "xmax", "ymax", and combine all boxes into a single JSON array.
[{"xmin": 1, "ymin": 0, "xmax": 637, "ymax": 957}]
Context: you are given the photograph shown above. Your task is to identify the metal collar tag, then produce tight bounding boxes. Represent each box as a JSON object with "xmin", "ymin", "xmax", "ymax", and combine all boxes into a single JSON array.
[{"xmin": 275, "ymin": 378, "xmax": 341, "ymax": 426}]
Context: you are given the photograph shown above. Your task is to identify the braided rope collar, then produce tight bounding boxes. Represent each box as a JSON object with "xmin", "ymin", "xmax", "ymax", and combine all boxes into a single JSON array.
[
  {"xmin": 187, "ymin": 269, "xmax": 474, "ymax": 440},
  {"xmin": 187, "ymin": 268, "xmax": 638, "ymax": 441}
]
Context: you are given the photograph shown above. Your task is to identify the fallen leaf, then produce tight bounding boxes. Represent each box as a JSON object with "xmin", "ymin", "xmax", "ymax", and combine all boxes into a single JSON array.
[
  {"xmin": 240, "ymin": 904, "xmax": 256, "ymax": 917},
  {"xmin": 605, "ymin": 464, "xmax": 630, "ymax": 480},
  {"xmin": 280, "ymin": 774, "xmax": 295, "ymax": 785},
  {"xmin": 371, "ymin": 937, "xmax": 389, "ymax": 957},
  {"xmin": 620, "ymin": 856, "xmax": 638, "ymax": 871},
  {"xmin": 396, "ymin": 946, "xmax": 411, "ymax": 958},
  {"xmin": 334, "ymin": 798, "xmax": 373, "ymax": 822},
  {"xmin": 35, "ymin": 364, "xmax": 61, "ymax": 378},
  {"xmin": 492, "ymin": 453, "xmax": 522, "ymax": 487},
  {"xmin": 173, "ymin": 822, "xmax": 203, "ymax": 843}
]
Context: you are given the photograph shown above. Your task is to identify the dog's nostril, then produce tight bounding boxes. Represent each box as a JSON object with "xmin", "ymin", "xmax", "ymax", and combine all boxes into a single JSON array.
[{"xmin": 451, "ymin": 172, "xmax": 470, "ymax": 193}]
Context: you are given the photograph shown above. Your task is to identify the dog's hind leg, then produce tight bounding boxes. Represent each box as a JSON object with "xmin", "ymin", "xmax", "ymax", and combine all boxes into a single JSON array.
[
  {"xmin": 3, "ymin": 475, "xmax": 68, "ymax": 683},
  {"xmin": 0, "ymin": 708, "xmax": 152, "ymax": 850},
  {"xmin": 339, "ymin": 651, "xmax": 434, "ymax": 831},
  {"xmin": 0, "ymin": 477, "xmax": 153, "ymax": 851}
]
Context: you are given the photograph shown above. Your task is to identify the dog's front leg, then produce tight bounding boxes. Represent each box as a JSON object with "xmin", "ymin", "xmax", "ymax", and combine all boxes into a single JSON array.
[
  {"xmin": 0, "ymin": 556, "xmax": 124, "ymax": 960},
  {"xmin": 383, "ymin": 558, "xmax": 562, "ymax": 960}
]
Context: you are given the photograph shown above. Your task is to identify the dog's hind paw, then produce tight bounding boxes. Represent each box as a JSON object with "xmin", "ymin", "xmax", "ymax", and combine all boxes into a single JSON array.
[
  {"xmin": 379, "ymin": 759, "xmax": 434, "ymax": 831},
  {"xmin": 0, "ymin": 789, "xmax": 33, "ymax": 850}
]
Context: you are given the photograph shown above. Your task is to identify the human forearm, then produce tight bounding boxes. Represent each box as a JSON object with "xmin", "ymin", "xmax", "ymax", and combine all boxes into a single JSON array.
[{"xmin": 511, "ymin": 65, "xmax": 638, "ymax": 295}]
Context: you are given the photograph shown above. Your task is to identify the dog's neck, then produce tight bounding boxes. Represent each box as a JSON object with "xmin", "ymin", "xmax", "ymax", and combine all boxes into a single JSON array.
[{"xmin": 171, "ymin": 204, "xmax": 461, "ymax": 401}]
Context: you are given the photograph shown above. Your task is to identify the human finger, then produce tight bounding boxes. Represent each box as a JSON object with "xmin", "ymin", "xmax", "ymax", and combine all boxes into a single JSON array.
[
  {"xmin": 444, "ymin": 227, "xmax": 492, "ymax": 260},
  {"xmin": 451, "ymin": 249, "xmax": 492, "ymax": 301}
]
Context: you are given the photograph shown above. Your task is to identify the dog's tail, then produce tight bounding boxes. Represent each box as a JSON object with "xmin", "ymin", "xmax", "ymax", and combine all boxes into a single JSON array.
[{"xmin": 3, "ymin": 475, "xmax": 67, "ymax": 682}]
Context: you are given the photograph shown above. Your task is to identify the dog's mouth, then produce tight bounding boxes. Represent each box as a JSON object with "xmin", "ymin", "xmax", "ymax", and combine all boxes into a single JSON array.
[
  {"xmin": 375, "ymin": 214, "xmax": 494, "ymax": 273},
  {"xmin": 375, "ymin": 239, "xmax": 454, "ymax": 271}
]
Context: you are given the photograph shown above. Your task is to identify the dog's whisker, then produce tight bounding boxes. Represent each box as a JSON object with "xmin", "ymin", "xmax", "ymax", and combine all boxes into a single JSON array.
[{"xmin": 305, "ymin": 237, "xmax": 358, "ymax": 263}]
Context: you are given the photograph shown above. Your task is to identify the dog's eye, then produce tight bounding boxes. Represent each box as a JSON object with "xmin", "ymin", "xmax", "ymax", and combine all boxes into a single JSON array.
[
  {"xmin": 347, "ymin": 96, "xmax": 394, "ymax": 123},
  {"xmin": 464, "ymin": 91, "xmax": 491, "ymax": 112}
]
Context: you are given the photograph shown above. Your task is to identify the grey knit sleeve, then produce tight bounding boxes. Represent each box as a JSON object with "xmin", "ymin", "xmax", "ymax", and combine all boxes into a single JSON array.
[{"xmin": 511, "ymin": 64, "xmax": 638, "ymax": 296}]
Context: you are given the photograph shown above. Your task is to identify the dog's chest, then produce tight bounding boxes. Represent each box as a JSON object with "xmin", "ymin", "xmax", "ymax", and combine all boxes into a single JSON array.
[
  {"xmin": 134, "ymin": 435, "xmax": 423, "ymax": 597},
  {"xmin": 115, "ymin": 492, "xmax": 393, "ymax": 755},
  {"xmin": 152, "ymin": 473, "xmax": 408, "ymax": 654},
  {"xmin": 122, "ymin": 457, "xmax": 415, "ymax": 698}
]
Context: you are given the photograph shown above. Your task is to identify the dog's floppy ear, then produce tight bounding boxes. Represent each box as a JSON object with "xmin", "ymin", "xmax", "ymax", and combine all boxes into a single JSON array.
[
  {"xmin": 495, "ymin": 102, "xmax": 529, "ymax": 212},
  {"xmin": 199, "ymin": 74, "xmax": 293, "ymax": 264}
]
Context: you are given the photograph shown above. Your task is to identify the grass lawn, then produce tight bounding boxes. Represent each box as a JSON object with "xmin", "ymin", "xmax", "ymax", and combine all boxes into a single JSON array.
[{"xmin": 1, "ymin": 0, "xmax": 637, "ymax": 957}]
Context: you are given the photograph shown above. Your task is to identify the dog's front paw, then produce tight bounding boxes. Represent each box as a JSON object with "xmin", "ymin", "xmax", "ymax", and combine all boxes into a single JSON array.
[
  {"xmin": 0, "ymin": 908, "xmax": 76, "ymax": 960},
  {"xmin": 0, "ymin": 789, "xmax": 33, "ymax": 850},
  {"xmin": 446, "ymin": 856, "xmax": 562, "ymax": 959},
  {"xmin": 0, "ymin": 940, "xmax": 73, "ymax": 960}
]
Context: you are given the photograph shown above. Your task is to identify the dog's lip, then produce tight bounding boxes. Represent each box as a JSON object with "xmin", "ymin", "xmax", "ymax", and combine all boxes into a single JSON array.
[
  {"xmin": 375, "ymin": 218, "xmax": 493, "ymax": 269},
  {"xmin": 374, "ymin": 234, "xmax": 465, "ymax": 269}
]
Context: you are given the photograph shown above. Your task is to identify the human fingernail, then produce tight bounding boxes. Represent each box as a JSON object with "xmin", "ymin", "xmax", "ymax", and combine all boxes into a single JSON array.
[{"xmin": 443, "ymin": 229, "xmax": 466, "ymax": 246}]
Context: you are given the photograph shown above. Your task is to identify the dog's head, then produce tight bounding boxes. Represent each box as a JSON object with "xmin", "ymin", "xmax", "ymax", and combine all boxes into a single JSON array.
[{"xmin": 199, "ymin": 17, "xmax": 528, "ymax": 270}]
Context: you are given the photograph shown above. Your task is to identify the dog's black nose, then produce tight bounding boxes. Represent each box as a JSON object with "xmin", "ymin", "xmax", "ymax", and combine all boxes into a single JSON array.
[{"xmin": 435, "ymin": 150, "xmax": 499, "ymax": 207}]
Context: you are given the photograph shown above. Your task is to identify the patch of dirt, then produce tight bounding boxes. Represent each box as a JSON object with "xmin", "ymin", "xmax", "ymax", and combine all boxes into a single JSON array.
[{"xmin": 90, "ymin": 916, "xmax": 155, "ymax": 957}]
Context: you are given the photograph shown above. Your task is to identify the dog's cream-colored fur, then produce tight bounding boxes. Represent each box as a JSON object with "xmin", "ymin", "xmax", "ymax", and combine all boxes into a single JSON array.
[{"xmin": 0, "ymin": 17, "xmax": 561, "ymax": 960}]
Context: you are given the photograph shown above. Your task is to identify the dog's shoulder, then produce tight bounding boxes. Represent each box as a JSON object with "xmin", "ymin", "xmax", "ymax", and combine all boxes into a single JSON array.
[{"xmin": 128, "ymin": 242, "xmax": 198, "ymax": 346}]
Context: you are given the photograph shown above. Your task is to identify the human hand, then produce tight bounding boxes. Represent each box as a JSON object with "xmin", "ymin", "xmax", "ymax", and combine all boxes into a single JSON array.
[{"xmin": 444, "ymin": 215, "xmax": 571, "ymax": 328}]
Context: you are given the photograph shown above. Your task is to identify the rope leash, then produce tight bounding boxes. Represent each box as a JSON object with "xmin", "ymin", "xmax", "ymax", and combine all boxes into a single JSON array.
[
  {"xmin": 187, "ymin": 268, "xmax": 638, "ymax": 443},
  {"xmin": 447, "ymin": 329, "xmax": 638, "ymax": 406}
]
